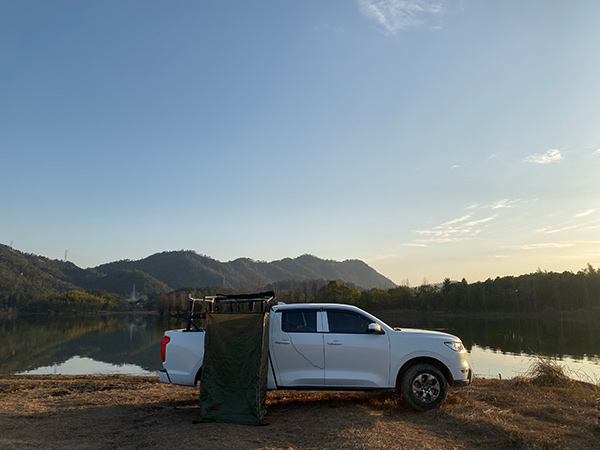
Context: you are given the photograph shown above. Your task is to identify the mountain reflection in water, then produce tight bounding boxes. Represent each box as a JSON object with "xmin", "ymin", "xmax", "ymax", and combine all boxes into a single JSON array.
[
  {"xmin": 18, "ymin": 356, "xmax": 155, "ymax": 376},
  {"xmin": 2, "ymin": 313, "xmax": 599, "ymax": 383},
  {"xmin": 1, "ymin": 314, "xmax": 180, "ymax": 375}
]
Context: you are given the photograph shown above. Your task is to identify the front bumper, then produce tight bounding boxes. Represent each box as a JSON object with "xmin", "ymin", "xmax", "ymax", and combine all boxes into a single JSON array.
[{"xmin": 453, "ymin": 368, "xmax": 473, "ymax": 387}]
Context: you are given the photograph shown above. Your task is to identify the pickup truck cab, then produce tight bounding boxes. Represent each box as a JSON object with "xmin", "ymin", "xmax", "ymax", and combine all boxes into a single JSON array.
[{"xmin": 160, "ymin": 302, "xmax": 472, "ymax": 410}]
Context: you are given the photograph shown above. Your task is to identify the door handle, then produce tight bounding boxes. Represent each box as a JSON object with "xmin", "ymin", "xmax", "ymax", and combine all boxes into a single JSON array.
[
  {"xmin": 275, "ymin": 340, "xmax": 291, "ymax": 344},
  {"xmin": 327, "ymin": 340, "xmax": 343, "ymax": 345}
]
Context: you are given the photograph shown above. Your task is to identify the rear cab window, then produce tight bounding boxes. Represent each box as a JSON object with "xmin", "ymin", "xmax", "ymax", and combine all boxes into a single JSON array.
[{"xmin": 281, "ymin": 310, "xmax": 317, "ymax": 333}]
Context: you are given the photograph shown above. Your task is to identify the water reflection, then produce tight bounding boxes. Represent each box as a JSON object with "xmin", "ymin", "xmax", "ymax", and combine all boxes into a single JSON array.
[
  {"xmin": 0, "ymin": 314, "xmax": 186, "ymax": 375},
  {"xmin": 18, "ymin": 356, "xmax": 156, "ymax": 376},
  {"xmin": 379, "ymin": 312, "xmax": 600, "ymax": 383},
  {"xmin": 379, "ymin": 312, "xmax": 600, "ymax": 360},
  {"xmin": 2, "ymin": 313, "xmax": 599, "ymax": 381},
  {"xmin": 467, "ymin": 346, "xmax": 600, "ymax": 383}
]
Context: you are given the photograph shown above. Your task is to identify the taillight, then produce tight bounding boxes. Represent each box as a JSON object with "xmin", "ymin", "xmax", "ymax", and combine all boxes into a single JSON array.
[{"xmin": 161, "ymin": 336, "xmax": 170, "ymax": 362}]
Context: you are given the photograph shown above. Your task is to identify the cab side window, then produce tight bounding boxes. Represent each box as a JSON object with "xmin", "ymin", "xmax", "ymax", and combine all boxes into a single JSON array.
[
  {"xmin": 282, "ymin": 310, "xmax": 317, "ymax": 333},
  {"xmin": 327, "ymin": 310, "xmax": 371, "ymax": 333}
]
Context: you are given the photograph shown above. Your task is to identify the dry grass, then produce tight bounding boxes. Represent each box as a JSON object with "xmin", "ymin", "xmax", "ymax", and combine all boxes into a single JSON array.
[
  {"xmin": 1, "ymin": 374, "xmax": 599, "ymax": 450},
  {"xmin": 525, "ymin": 355, "xmax": 576, "ymax": 387}
]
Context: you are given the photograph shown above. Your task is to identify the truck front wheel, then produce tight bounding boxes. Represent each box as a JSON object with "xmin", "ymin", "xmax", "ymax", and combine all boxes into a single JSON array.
[{"xmin": 400, "ymin": 364, "xmax": 448, "ymax": 411}]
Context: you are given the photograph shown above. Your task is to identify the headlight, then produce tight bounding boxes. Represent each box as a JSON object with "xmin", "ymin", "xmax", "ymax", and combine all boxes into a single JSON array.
[{"xmin": 444, "ymin": 341, "xmax": 465, "ymax": 352}]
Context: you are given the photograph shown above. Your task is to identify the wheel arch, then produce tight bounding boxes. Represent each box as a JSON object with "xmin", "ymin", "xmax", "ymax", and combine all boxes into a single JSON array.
[
  {"xmin": 194, "ymin": 367, "xmax": 202, "ymax": 385},
  {"xmin": 396, "ymin": 357, "xmax": 452, "ymax": 389}
]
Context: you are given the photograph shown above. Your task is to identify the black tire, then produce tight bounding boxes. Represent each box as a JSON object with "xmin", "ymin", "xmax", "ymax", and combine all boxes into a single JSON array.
[{"xmin": 400, "ymin": 363, "xmax": 448, "ymax": 411}]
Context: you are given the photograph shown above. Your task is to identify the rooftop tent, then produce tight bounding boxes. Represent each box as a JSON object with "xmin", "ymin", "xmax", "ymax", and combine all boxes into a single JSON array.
[{"xmin": 196, "ymin": 292, "xmax": 274, "ymax": 426}]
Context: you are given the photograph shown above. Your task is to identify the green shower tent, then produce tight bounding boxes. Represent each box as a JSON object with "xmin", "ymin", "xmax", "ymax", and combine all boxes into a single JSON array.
[{"xmin": 194, "ymin": 292, "xmax": 274, "ymax": 426}]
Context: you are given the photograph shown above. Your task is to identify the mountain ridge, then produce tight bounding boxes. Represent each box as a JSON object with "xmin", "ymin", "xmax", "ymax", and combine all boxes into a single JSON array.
[
  {"xmin": 0, "ymin": 245, "xmax": 396, "ymax": 304},
  {"xmin": 96, "ymin": 250, "xmax": 397, "ymax": 292}
]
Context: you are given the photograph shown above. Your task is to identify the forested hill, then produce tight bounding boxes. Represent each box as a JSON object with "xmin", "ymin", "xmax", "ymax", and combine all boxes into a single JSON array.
[
  {"xmin": 3, "ymin": 244, "xmax": 599, "ymax": 316},
  {"xmin": 0, "ymin": 244, "xmax": 171, "ymax": 304},
  {"xmin": 0, "ymin": 246, "xmax": 396, "ymax": 309},
  {"xmin": 95, "ymin": 251, "xmax": 397, "ymax": 291}
]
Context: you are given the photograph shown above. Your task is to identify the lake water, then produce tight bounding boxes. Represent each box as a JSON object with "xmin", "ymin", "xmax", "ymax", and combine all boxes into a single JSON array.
[{"xmin": 2, "ymin": 312, "xmax": 599, "ymax": 383}]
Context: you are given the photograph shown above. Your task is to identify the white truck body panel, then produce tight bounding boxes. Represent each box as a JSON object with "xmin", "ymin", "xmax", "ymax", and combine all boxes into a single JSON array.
[
  {"xmin": 159, "ymin": 303, "xmax": 472, "ymax": 394},
  {"xmin": 270, "ymin": 326, "xmax": 325, "ymax": 387},
  {"xmin": 159, "ymin": 329, "xmax": 204, "ymax": 385}
]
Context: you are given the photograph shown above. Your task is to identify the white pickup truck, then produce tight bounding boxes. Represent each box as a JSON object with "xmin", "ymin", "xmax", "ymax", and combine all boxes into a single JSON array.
[{"xmin": 159, "ymin": 301, "xmax": 472, "ymax": 410}]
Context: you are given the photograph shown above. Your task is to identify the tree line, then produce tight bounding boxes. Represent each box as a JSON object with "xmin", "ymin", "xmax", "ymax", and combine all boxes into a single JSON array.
[
  {"xmin": 4, "ymin": 264, "xmax": 599, "ymax": 316},
  {"xmin": 3, "ymin": 290, "xmax": 132, "ymax": 314},
  {"xmin": 154, "ymin": 265, "xmax": 600, "ymax": 316},
  {"xmin": 314, "ymin": 264, "xmax": 600, "ymax": 314}
]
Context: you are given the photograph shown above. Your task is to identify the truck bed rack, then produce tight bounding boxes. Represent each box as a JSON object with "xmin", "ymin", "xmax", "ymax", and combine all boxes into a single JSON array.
[{"xmin": 185, "ymin": 291, "xmax": 275, "ymax": 331}]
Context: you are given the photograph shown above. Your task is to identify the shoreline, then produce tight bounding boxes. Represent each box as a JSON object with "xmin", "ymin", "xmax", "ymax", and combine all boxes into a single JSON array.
[
  {"xmin": 374, "ymin": 307, "xmax": 600, "ymax": 322},
  {"xmin": 0, "ymin": 309, "xmax": 160, "ymax": 318},
  {"xmin": 4, "ymin": 307, "xmax": 599, "ymax": 320}
]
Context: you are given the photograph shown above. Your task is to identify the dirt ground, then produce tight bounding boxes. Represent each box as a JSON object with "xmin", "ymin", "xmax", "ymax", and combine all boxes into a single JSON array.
[{"xmin": 0, "ymin": 375, "xmax": 598, "ymax": 450}]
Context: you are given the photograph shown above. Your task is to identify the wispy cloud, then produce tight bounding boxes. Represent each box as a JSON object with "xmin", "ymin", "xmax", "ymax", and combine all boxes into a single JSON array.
[
  {"xmin": 576, "ymin": 209, "xmax": 596, "ymax": 218},
  {"xmin": 523, "ymin": 149, "xmax": 563, "ymax": 164},
  {"xmin": 465, "ymin": 216, "xmax": 496, "ymax": 227},
  {"xmin": 439, "ymin": 214, "xmax": 472, "ymax": 227},
  {"xmin": 593, "ymin": 149, "xmax": 600, "ymax": 157},
  {"xmin": 490, "ymin": 198, "xmax": 520, "ymax": 209},
  {"xmin": 467, "ymin": 199, "xmax": 520, "ymax": 210},
  {"xmin": 508, "ymin": 242, "xmax": 576, "ymax": 250},
  {"xmin": 535, "ymin": 209, "xmax": 597, "ymax": 235},
  {"xmin": 556, "ymin": 252, "xmax": 600, "ymax": 261},
  {"xmin": 504, "ymin": 240, "xmax": 600, "ymax": 252},
  {"xmin": 358, "ymin": 0, "xmax": 444, "ymax": 35},
  {"xmin": 541, "ymin": 225, "xmax": 578, "ymax": 234},
  {"xmin": 413, "ymin": 213, "xmax": 497, "ymax": 243},
  {"xmin": 406, "ymin": 199, "xmax": 521, "ymax": 246}
]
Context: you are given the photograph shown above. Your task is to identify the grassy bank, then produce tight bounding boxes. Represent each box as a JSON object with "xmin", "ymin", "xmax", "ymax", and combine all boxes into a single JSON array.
[{"xmin": 1, "ymin": 368, "xmax": 598, "ymax": 449}]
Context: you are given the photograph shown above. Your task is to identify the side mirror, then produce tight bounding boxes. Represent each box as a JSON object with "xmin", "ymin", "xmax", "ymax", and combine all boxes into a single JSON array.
[{"xmin": 367, "ymin": 323, "xmax": 384, "ymax": 334}]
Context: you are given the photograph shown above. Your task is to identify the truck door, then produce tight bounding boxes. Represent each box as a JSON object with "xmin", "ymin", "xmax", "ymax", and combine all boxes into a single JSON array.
[
  {"xmin": 323, "ymin": 309, "xmax": 391, "ymax": 388},
  {"xmin": 269, "ymin": 309, "xmax": 324, "ymax": 387}
]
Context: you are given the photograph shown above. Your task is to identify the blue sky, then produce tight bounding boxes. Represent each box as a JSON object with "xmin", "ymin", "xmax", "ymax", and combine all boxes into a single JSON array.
[{"xmin": 2, "ymin": 0, "xmax": 599, "ymax": 286}]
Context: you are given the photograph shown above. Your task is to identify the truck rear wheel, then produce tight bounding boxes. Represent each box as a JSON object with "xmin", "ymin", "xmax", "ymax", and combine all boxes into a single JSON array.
[{"xmin": 400, "ymin": 363, "xmax": 447, "ymax": 411}]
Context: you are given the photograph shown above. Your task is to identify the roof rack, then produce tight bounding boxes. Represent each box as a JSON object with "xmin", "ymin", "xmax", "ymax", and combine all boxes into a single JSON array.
[{"xmin": 185, "ymin": 291, "xmax": 275, "ymax": 331}]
